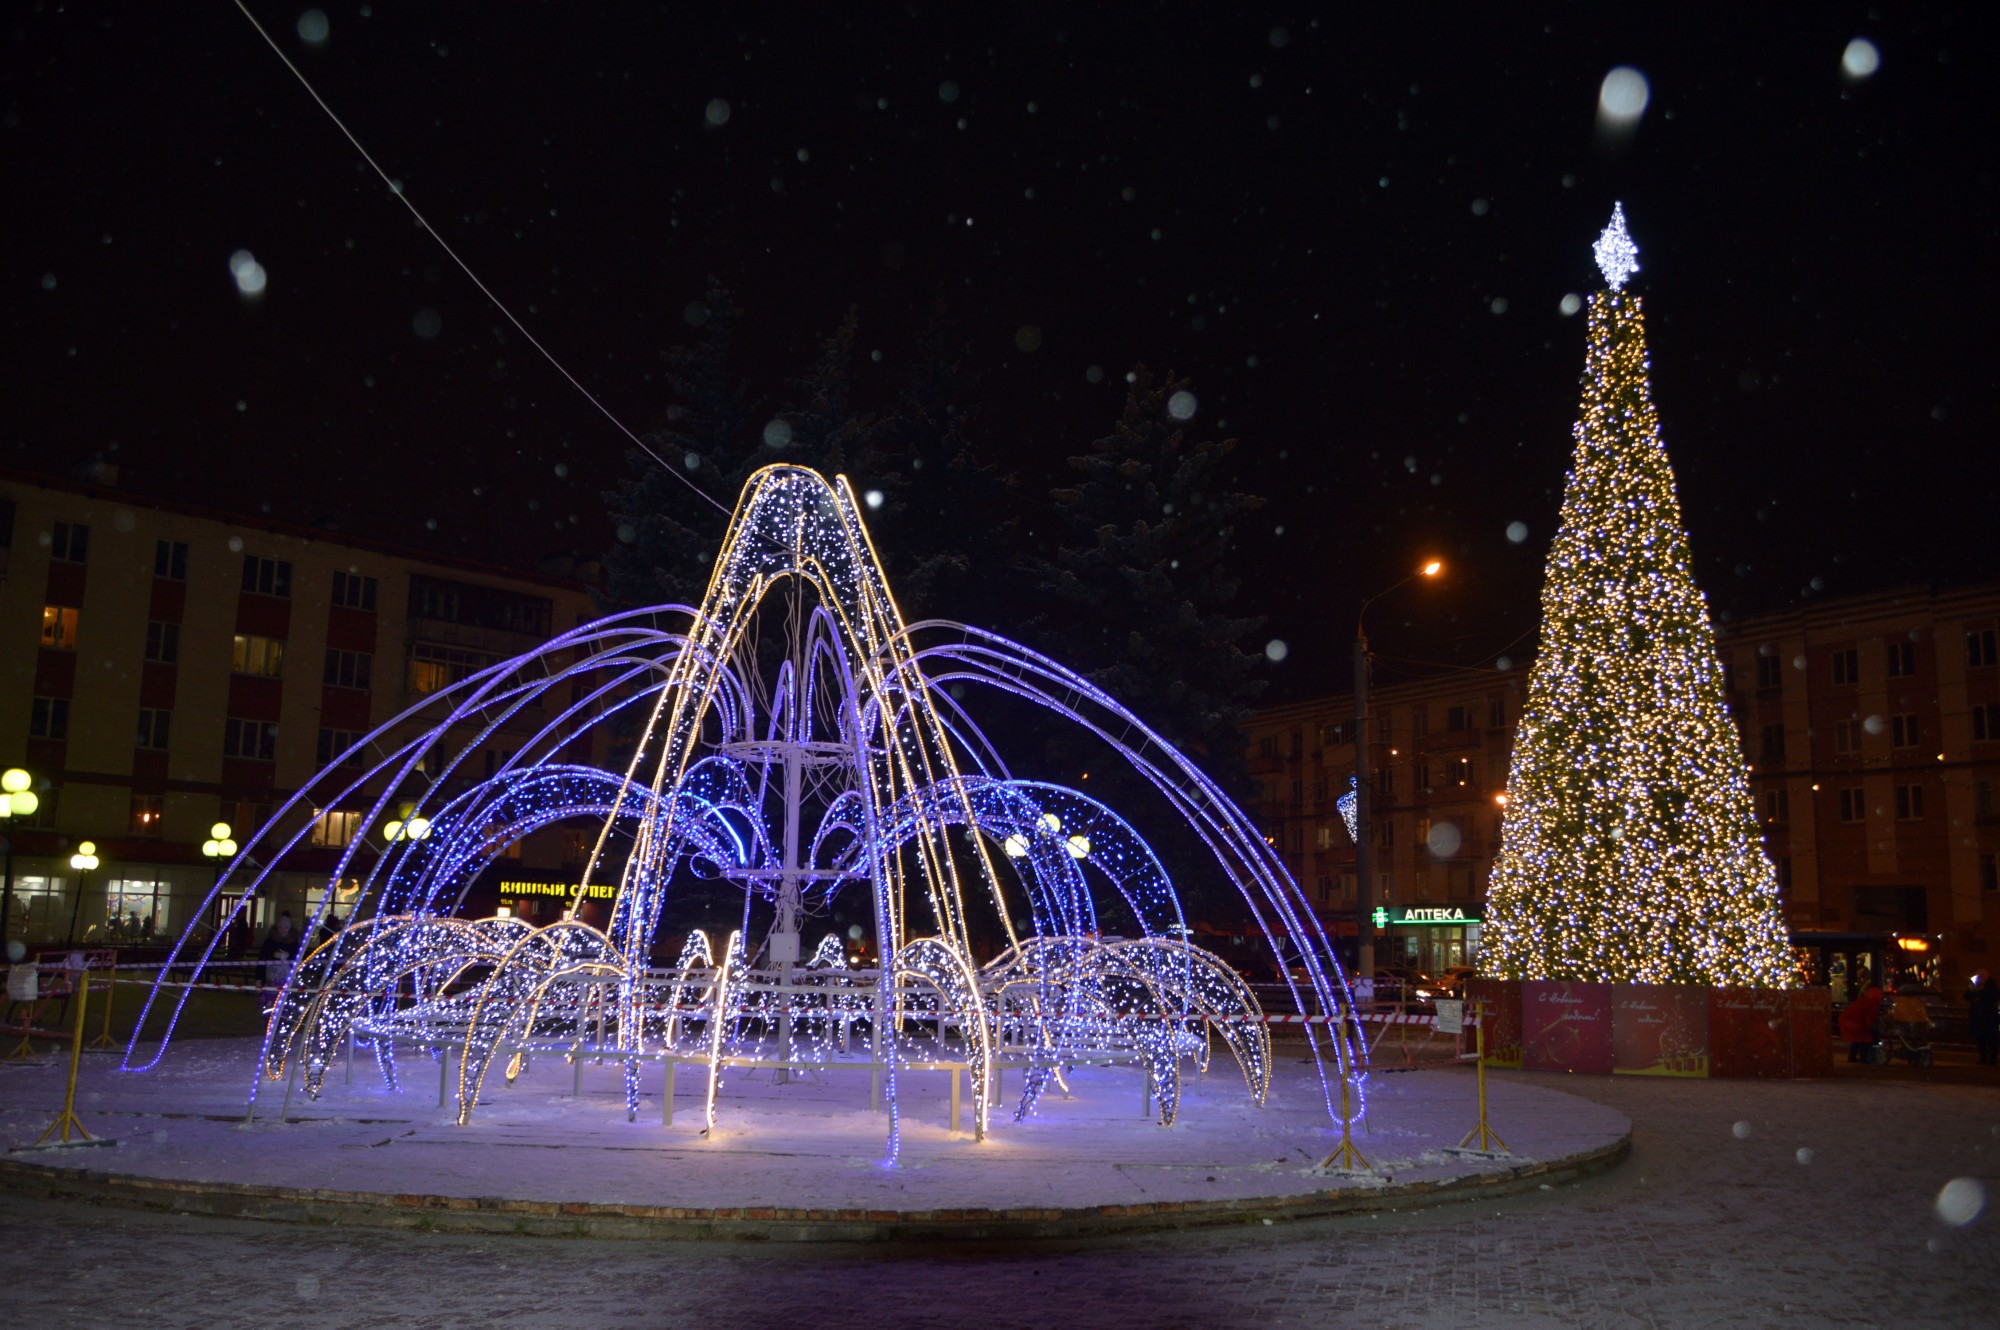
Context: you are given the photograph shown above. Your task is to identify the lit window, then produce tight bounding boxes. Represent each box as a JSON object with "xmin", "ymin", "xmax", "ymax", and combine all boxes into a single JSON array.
[
  {"xmin": 232, "ymin": 634, "xmax": 285, "ymax": 678},
  {"xmin": 309, "ymin": 809, "xmax": 362, "ymax": 848},
  {"xmin": 40, "ymin": 605, "xmax": 80, "ymax": 650}
]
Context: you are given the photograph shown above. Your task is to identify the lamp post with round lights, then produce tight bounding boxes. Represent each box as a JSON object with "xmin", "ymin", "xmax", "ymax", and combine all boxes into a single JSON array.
[
  {"xmin": 382, "ymin": 815, "xmax": 432, "ymax": 845},
  {"xmin": 65, "ymin": 840, "xmax": 101, "ymax": 948},
  {"xmin": 1, "ymin": 767, "xmax": 40, "ymax": 952},
  {"xmin": 202, "ymin": 822, "xmax": 238, "ymax": 876},
  {"xmin": 1352, "ymin": 559, "xmax": 1443, "ymax": 993}
]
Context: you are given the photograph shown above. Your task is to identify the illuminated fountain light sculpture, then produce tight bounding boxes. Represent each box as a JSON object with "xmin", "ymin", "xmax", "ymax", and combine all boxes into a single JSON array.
[{"xmin": 130, "ymin": 466, "xmax": 1361, "ymax": 1160}]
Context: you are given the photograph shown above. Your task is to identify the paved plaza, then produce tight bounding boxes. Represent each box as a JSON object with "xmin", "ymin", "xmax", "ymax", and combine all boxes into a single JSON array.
[{"xmin": 1, "ymin": 1043, "xmax": 1994, "ymax": 1329}]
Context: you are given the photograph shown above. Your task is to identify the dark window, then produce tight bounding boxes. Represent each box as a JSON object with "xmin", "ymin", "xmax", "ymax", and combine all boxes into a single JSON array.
[
  {"xmin": 30, "ymin": 696, "xmax": 70, "ymax": 741},
  {"xmin": 1289, "ymin": 729, "xmax": 1303, "ymax": 759},
  {"xmin": 1776, "ymin": 856, "xmax": 1793, "ymax": 892},
  {"xmin": 1834, "ymin": 719, "xmax": 1862, "ymax": 755},
  {"xmin": 0, "ymin": 497, "xmax": 14, "ymax": 549},
  {"xmin": 1488, "ymin": 697, "xmax": 1505, "ymax": 729},
  {"xmin": 1446, "ymin": 705, "xmax": 1469, "ymax": 732},
  {"xmin": 223, "ymin": 717, "xmax": 277, "ymax": 761},
  {"xmin": 1257, "ymin": 735, "xmax": 1277, "ymax": 759},
  {"xmin": 240, "ymin": 555, "xmax": 293, "ymax": 598},
  {"xmin": 1838, "ymin": 787, "xmax": 1865, "ymax": 823},
  {"xmin": 1410, "ymin": 705, "xmax": 1429, "ymax": 739},
  {"xmin": 1414, "ymin": 760, "xmax": 1430, "ymax": 791},
  {"xmin": 153, "ymin": 539, "xmax": 188, "ymax": 580},
  {"xmin": 332, "ymin": 571, "xmax": 378, "ymax": 611},
  {"xmin": 1894, "ymin": 784, "xmax": 1924, "ymax": 820},
  {"xmin": 145, "ymin": 621, "xmax": 180, "ymax": 664},
  {"xmin": 1982, "ymin": 853, "xmax": 1998, "ymax": 893},
  {"xmin": 1755, "ymin": 653, "xmax": 1783, "ymax": 690},
  {"xmin": 136, "ymin": 708, "xmax": 172, "ymax": 750},
  {"xmin": 316, "ymin": 728, "xmax": 365, "ymax": 768},
  {"xmin": 1968, "ymin": 628, "xmax": 1998, "ymax": 670},
  {"xmin": 51, "ymin": 520, "xmax": 89, "ymax": 563},
  {"xmin": 1445, "ymin": 756, "xmax": 1474, "ymax": 786},
  {"xmin": 323, "ymin": 649, "xmax": 373, "ymax": 691},
  {"xmin": 1974, "ymin": 704, "xmax": 2000, "ymax": 743},
  {"xmin": 1760, "ymin": 723, "xmax": 1786, "ymax": 764},
  {"xmin": 1763, "ymin": 788, "xmax": 1789, "ymax": 825},
  {"xmin": 408, "ymin": 574, "xmax": 551, "ymax": 635},
  {"xmin": 1886, "ymin": 640, "xmax": 1916, "ymax": 678},
  {"xmin": 1290, "ymin": 778, "xmax": 1304, "ymax": 805},
  {"xmin": 1375, "ymin": 767, "xmax": 1394, "ymax": 798},
  {"xmin": 1831, "ymin": 648, "xmax": 1858, "ymax": 686},
  {"xmin": 1890, "ymin": 714, "xmax": 1919, "ymax": 749}
]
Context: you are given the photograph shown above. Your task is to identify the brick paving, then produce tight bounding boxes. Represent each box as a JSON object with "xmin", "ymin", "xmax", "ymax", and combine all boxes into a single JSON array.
[{"xmin": 1, "ymin": 1067, "xmax": 1994, "ymax": 1329}]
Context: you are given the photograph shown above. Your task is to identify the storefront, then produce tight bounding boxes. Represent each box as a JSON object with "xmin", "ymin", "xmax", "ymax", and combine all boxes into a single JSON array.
[{"xmin": 1375, "ymin": 903, "xmax": 1483, "ymax": 976}]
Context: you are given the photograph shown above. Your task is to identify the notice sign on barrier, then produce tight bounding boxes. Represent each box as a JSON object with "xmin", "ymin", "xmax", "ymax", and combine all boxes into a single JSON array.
[
  {"xmin": 1613, "ymin": 984, "xmax": 1710, "ymax": 1077},
  {"xmin": 1524, "ymin": 980, "xmax": 1613, "ymax": 1074},
  {"xmin": 1433, "ymin": 999, "xmax": 1464, "ymax": 1036}
]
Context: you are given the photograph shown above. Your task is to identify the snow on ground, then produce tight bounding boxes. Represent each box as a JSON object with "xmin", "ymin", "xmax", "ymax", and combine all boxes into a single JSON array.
[{"xmin": 0, "ymin": 1035, "xmax": 1625, "ymax": 1210}]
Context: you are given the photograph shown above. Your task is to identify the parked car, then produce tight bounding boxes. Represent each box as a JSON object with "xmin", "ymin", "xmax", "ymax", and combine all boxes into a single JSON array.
[
  {"xmin": 1437, "ymin": 966, "xmax": 1478, "ymax": 998},
  {"xmin": 1369, "ymin": 966, "xmax": 1440, "ymax": 1007}
]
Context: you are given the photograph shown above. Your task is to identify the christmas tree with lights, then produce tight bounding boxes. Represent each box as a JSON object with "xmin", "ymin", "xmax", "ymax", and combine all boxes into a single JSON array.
[{"xmin": 1482, "ymin": 205, "xmax": 1794, "ymax": 987}]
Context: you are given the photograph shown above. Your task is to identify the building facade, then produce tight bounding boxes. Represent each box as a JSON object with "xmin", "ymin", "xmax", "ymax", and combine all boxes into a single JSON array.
[
  {"xmin": 1, "ymin": 469, "xmax": 608, "ymax": 955},
  {"xmin": 1245, "ymin": 582, "xmax": 2000, "ymax": 993}
]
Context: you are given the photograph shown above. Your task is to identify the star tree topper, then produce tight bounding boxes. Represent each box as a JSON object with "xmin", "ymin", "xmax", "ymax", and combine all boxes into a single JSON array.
[{"xmin": 1592, "ymin": 202, "xmax": 1640, "ymax": 289}]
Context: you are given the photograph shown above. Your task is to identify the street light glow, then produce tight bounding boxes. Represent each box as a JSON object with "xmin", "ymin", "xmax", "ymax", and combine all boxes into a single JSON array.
[{"xmin": 1421, "ymin": 560, "xmax": 1443, "ymax": 577}]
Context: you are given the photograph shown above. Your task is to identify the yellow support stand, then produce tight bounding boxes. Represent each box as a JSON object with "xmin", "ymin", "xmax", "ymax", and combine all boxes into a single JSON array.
[
  {"xmin": 1457, "ymin": 1000, "xmax": 1510, "ymax": 1155},
  {"xmin": 35, "ymin": 966, "xmax": 95, "ymax": 1146},
  {"xmin": 1314, "ymin": 1070, "xmax": 1373, "ymax": 1174},
  {"xmin": 86, "ymin": 968, "xmax": 117, "ymax": 1052}
]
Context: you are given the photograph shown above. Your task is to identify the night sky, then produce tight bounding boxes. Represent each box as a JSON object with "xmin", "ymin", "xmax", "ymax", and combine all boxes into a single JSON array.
[{"xmin": 4, "ymin": 3, "xmax": 1993, "ymax": 698}]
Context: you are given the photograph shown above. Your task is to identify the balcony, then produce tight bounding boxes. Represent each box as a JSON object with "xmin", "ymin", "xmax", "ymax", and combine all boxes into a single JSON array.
[{"xmin": 1416, "ymin": 728, "xmax": 1481, "ymax": 754}]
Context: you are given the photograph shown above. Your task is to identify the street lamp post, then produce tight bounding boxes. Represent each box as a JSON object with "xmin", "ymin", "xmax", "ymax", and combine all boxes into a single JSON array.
[
  {"xmin": 1, "ymin": 767, "xmax": 40, "ymax": 953},
  {"xmin": 65, "ymin": 840, "xmax": 101, "ymax": 948},
  {"xmin": 1353, "ymin": 561, "xmax": 1442, "ymax": 993}
]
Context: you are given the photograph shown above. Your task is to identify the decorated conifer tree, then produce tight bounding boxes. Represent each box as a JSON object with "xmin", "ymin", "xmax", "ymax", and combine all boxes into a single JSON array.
[{"xmin": 1481, "ymin": 205, "xmax": 1794, "ymax": 987}]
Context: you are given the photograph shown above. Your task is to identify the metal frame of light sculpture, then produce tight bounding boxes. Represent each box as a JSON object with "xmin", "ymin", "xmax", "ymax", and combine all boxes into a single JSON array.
[{"xmin": 129, "ymin": 466, "xmax": 1363, "ymax": 1162}]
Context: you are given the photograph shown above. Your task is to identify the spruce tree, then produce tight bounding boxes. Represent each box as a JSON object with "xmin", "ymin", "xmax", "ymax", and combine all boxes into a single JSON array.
[
  {"xmin": 1482, "ymin": 206, "xmax": 1793, "ymax": 987},
  {"xmin": 1040, "ymin": 368, "xmax": 1266, "ymax": 773}
]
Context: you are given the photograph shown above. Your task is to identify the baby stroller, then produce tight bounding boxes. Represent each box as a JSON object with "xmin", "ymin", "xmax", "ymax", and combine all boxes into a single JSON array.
[{"xmin": 1873, "ymin": 994, "xmax": 1934, "ymax": 1067}]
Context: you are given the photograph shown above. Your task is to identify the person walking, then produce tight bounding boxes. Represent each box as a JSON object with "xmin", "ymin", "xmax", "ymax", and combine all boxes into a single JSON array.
[
  {"xmin": 1965, "ymin": 971, "xmax": 2000, "ymax": 1067},
  {"xmin": 1839, "ymin": 983, "xmax": 1885, "ymax": 1063},
  {"xmin": 259, "ymin": 910, "xmax": 297, "ymax": 992}
]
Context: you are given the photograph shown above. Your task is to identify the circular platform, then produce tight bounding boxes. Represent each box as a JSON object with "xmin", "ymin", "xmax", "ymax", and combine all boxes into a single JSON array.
[{"xmin": 0, "ymin": 1038, "xmax": 1629, "ymax": 1240}]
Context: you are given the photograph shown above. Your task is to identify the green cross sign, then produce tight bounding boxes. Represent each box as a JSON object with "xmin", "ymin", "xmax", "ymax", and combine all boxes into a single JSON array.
[{"xmin": 1371, "ymin": 907, "xmax": 1390, "ymax": 928}]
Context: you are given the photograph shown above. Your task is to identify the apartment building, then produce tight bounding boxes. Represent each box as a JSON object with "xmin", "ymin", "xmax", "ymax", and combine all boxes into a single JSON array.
[
  {"xmin": 1244, "ymin": 582, "xmax": 2000, "ymax": 992},
  {"xmin": 0, "ymin": 469, "xmax": 607, "ymax": 952}
]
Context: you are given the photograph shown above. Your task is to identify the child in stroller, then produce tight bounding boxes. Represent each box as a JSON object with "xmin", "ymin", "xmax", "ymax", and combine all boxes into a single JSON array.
[{"xmin": 1873, "ymin": 992, "xmax": 1934, "ymax": 1067}]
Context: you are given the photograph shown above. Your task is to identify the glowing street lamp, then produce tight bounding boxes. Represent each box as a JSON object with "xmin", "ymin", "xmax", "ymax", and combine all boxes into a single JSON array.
[
  {"xmin": 382, "ymin": 816, "xmax": 432, "ymax": 844},
  {"xmin": 202, "ymin": 821, "xmax": 239, "ymax": 871},
  {"xmin": 1, "ymin": 767, "xmax": 40, "ymax": 952},
  {"xmin": 65, "ymin": 839, "xmax": 101, "ymax": 947},
  {"xmin": 1353, "ymin": 559, "xmax": 1444, "ymax": 989}
]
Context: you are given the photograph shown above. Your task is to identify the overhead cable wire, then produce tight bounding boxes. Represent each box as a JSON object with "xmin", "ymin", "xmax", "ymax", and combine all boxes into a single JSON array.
[{"xmin": 229, "ymin": 0, "xmax": 727, "ymax": 516}]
